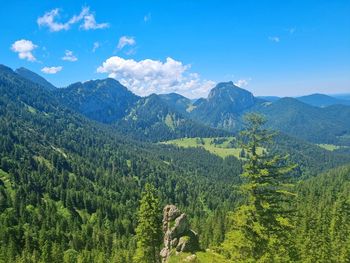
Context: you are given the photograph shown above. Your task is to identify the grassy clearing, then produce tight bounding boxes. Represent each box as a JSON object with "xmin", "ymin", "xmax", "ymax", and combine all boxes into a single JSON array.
[
  {"xmin": 168, "ymin": 250, "xmax": 231, "ymax": 263},
  {"xmin": 163, "ymin": 137, "xmax": 242, "ymax": 158},
  {"xmin": 317, "ymin": 144, "xmax": 347, "ymax": 151}
]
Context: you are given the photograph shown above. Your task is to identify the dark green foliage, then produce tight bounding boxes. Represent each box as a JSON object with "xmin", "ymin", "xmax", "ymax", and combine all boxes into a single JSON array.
[
  {"xmin": 0, "ymin": 66, "xmax": 241, "ymax": 262},
  {"xmin": 222, "ymin": 113, "xmax": 296, "ymax": 262},
  {"xmin": 134, "ymin": 184, "xmax": 162, "ymax": 263},
  {"xmin": 294, "ymin": 165, "xmax": 350, "ymax": 262}
]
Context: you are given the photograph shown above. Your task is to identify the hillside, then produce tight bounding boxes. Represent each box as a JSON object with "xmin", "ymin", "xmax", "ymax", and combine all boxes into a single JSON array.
[
  {"xmin": 296, "ymin": 93, "xmax": 350, "ymax": 107},
  {"xmin": 254, "ymin": 97, "xmax": 350, "ymax": 145},
  {"xmin": 0, "ymin": 65, "xmax": 242, "ymax": 262},
  {"xmin": 158, "ymin": 93, "xmax": 193, "ymax": 115},
  {"xmin": 15, "ymin": 67, "xmax": 56, "ymax": 91},
  {"xmin": 56, "ymin": 78, "xmax": 140, "ymax": 123},
  {"xmin": 117, "ymin": 94, "xmax": 229, "ymax": 141}
]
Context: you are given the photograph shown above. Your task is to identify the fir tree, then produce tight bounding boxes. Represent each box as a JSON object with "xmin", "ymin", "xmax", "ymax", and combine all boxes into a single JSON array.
[
  {"xmin": 134, "ymin": 184, "xmax": 162, "ymax": 263},
  {"xmin": 222, "ymin": 113, "xmax": 297, "ymax": 262}
]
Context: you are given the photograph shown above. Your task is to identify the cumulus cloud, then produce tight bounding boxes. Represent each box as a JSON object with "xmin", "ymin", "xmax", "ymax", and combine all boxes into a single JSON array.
[
  {"xmin": 11, "ymin": 39, "xmax": 38, "ymax": 61},
  {"xmin": 234, "ymin": 79, "xmax": 249, "ymax": 87},
  {"xmin": 97, "ymin": 56, "xmax": 215, "ymax": 98},
  {"xmin": 117, "ymin": 36, "xmax": 136, "ymax": 50},
  {"xmin": 144, "ymin": 13, "xmax": 151, "ymax": 22},
  {"xmin": 92, "ymin": 42, "xmax": 100, "ymax": 52},
  {"xmin": 62, "ymin": 50, "xmax": 78, "ymax": 62},
  {"xmin": 41, "ymin": 66, "xmax": 63, "ymax": 74},
  {"xmin": 268, "ymin": 36, "xmax": 280, "ymax": 43},
  {"xmin": 37, "ymin": 7, "xmax": 109, "ymax": 32}
]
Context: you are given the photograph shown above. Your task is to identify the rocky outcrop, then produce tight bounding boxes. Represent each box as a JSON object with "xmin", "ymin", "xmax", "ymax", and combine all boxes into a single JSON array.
[{"xmin": 160, "ymin": 205, "xmax": 199, "ymax": 262}]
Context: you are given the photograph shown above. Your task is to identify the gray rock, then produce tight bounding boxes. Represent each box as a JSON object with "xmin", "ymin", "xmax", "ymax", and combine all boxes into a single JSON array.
[
  {"xmin": 160, "ymin": 205, "xmax": 199, "ymax": 261},
  {"xmin": 160, "ymin": 247, "xmax": 169, "ymax": 258}
]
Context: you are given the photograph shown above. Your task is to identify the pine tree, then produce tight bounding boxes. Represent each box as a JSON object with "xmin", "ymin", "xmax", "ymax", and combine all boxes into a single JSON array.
[
  {"xmin": 222, "ymin": 113, "xmax": 297, "ymax": 262},
  {"xmin": 134, "ymin": 184, "xmax": 162, "ymax": 263}
]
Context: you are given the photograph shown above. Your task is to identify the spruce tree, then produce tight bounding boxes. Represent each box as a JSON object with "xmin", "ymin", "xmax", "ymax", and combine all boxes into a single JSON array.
[
  {"xmin": 134, "ymin": 184, "xmax": 162, "ymax": 263},
  {"xmin": 222, "ymin": 113, "xmax": 297, "ymax": 262}
]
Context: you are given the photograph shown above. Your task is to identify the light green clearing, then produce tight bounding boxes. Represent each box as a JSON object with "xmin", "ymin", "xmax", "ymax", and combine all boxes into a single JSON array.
[
  {"xmin": 163, "ymin": 137, "xmax": 243, "ymax": 159},
  {"xmin": 168, "ymin": 250, "xmax": 231, "ymax": 263},
  {"xmin": 317, "ymin": 144, "xmax": 348, "ymax": 151},
  {"xmin": 0, "ymin": 168, "xmax": 11, "ymax": 189},
  {"xmin": 34, "ymin": 156, "xmax": 54, "ymax": 170}
]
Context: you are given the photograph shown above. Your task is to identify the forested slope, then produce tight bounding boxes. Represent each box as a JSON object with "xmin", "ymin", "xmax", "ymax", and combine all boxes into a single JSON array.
[{"xmin": 0, "ymin": 65, "xmax": 241, "ymax": 262}]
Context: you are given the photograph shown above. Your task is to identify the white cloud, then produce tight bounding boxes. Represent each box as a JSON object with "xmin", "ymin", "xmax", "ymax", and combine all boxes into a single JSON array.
[
  {"xmin": 234, "ymin": 79, "xmax": 249, "ymax": 87},
  {"xmin": 144, "ymin": 13, "xmax": 151, "ymax": 22},
  {"xmin": 62, "ymin": 50, "xmax": 78, "ymax": 62},
  {"xmin": 268, "ymin": 36, "xmax": 280, "ymax": 43},
  {"xmin": 41, "ymin": 66, "xmax": 63, "ymax": 74},
  {"xmin": 117, "ymin": 36, "xmax": 136, "ymax": 50},
  {"xmin": 11, "ymin": 39, "xmax": 38, "ymax": 61},
  {"xmin": 97, "ymin": 56, "xmax": 215, "ymax": 98},
  {"xmin": 37, "ymin": 7, "xmax": 109, "ymax": 32},
  {"xmin": 92, "ymin": 42, "xmax": 100, "ymax": 52}
]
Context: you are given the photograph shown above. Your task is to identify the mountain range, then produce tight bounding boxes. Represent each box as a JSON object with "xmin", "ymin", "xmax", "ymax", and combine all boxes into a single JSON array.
[
  {"xmin": 1, "ymin": 64, "xmax": 350, "ymax": 262},
  {"xmin": 3, "ymin": 65, "xmax": 350, "ymax": 146}
]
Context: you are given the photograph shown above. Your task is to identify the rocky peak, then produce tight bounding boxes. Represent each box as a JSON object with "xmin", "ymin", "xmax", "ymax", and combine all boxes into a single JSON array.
[
  {"xmin": 206, "ymin": 81, "xmax": 256, "ymax": 110},
  {"xmin": 160, "ymin": 205, "xmax": 199, "ymax": 262}
]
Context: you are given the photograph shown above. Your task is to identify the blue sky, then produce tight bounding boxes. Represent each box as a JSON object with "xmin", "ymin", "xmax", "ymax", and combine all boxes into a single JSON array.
[{"xmin": 1, "ymin": 0, "xmax": 349, "ymax": 98}]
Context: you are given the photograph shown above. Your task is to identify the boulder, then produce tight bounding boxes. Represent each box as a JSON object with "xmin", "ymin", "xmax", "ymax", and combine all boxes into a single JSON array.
[{"xmin": 160, "ymin": 205, "xmax": 200, "ymax": 262}]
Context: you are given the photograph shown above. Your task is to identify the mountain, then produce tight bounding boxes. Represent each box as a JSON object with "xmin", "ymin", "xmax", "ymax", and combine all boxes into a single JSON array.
[
  {"xmin": 15, "ymin": 67, "xmax": 56, "ymax": 90},
  {"xmin": 330, "ymin": 93, "xmax": 350, "ymax": 101},
  {"xmin": 1, "ymin": 64, "xmax": 350, "ymax": 262},
  {"xmin": 257, "ymin": 96, "xmax": 280, "ymax": 102},
  {"xmin": 118, "ymin": 93, "xmax": 229, "ymax": 141},
  {"xmin": 56, "ymin": 78, "xmax": 140, "ymax": 123},
  {"xmin": 296, "ymin": 93, "xmax": 350, "ymax": 107},
  {"xmin": 190, "ymin": 81, "xmax": 257, "ymax": 130},
  {"xmin": 255, "ymin": 97, "xmax": 350, "ymax": 145},
  {"xmin": 158, "ymin": 93, "xmax": 192, "ymax": 115},
  {"xmin": 0, "ymin": 64, "xmax": 242, "ymax": 262}
]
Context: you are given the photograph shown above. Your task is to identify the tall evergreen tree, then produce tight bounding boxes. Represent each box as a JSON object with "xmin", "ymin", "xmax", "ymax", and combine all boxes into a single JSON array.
[
  {"xmin": 134, "ymin": 184, "xmax": 162, "ymax": 263},
  {"xmin": 222, "ymin": 113, "xmax": 297, "ymax": 262}
]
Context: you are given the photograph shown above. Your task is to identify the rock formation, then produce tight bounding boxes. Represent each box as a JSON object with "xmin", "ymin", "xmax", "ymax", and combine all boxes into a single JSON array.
[{"xmin": 160, "ymin": 205, "xmax": 199, "ymax": 262}]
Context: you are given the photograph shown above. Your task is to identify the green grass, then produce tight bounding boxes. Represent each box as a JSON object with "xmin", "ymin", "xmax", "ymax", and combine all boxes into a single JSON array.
[
  {"xmin": 317, "ymin": 144, "xmax": 345, "ymax": 151},
  {"xmin": 162, "ymin": 137, "xmax": 258, "ymax": 159},
  {"xmin": 168, "ymin": 250, "xmax": 231, "ymax": 263},
  {"xmin": 0, "ymin": 168, "xmax": 11, "ymax": 189}
]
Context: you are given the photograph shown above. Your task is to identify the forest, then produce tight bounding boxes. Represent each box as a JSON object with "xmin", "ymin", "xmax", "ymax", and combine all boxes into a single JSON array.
[{"xmin": 0, "ymin": 65, "xmax": 349, "ymax": 262}]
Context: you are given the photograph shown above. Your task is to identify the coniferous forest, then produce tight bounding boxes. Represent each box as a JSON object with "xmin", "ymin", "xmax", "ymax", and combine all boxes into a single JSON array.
[{"xmin": 0, "ymin": 62, "xmax": 350, "ymax": 263}]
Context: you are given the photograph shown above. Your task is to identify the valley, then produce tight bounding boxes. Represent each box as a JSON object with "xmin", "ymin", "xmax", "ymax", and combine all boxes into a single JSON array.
[{"xmin": 1, "ymin": 63, "xmax": 350, "ymax": 262}]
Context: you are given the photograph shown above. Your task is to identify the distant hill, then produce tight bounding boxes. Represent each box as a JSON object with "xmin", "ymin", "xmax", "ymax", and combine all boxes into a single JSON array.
[
  {"xmin": 158, "ymin": 92, "xmax": 192, "ymax": 115},
  {"xmin": 56, "ymin": 78, "xmax": 140, "ymax": 123},
  {"xmin": 118, "ymin": 94, "xmax": 229, "ymax": 141},
  {"xmin": 254, "ymin": 97, "xmax": 350, "ymax": 145},
  {"xmin": 15, "ymin": 67, "xmax": 56, "ymax": 91},
  {"xmin": 331, "ymin": 93, "xmax": 350, "ymax": 101},
  {"xmin": 257, "ymin": 96, "xmax": 280, "ymax": 102},
  {"xmin": 296, "ymin": 93, "xmax": 350, "ymax": 107}
]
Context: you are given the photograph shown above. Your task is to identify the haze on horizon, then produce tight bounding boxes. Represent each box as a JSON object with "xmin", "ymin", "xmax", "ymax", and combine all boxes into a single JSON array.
[{"xmin": 1, "ymin": 0, "xmax": 349, "ymax": 98}]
